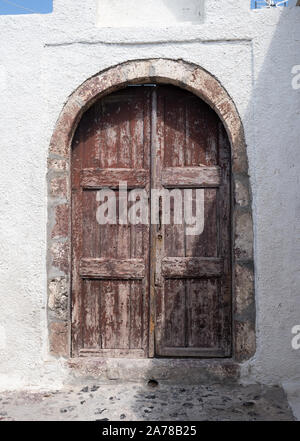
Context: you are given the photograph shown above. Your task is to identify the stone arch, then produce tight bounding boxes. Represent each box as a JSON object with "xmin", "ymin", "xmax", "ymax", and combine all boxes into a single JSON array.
[{"xmin": 47, "ymin": 59, "xmax": 255, "ymax": 363}]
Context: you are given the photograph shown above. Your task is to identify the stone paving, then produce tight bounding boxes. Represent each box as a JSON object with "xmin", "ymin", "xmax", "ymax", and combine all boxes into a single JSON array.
[{"xmin": 0, "ymin": 382, "xmax": 295, "ymax": 421}]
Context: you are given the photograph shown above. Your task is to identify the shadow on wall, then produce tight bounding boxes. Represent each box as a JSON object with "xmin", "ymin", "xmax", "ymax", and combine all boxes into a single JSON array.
[{"xmin": 239, "ymin": 6, "xmax": 300, "ymax": 383}]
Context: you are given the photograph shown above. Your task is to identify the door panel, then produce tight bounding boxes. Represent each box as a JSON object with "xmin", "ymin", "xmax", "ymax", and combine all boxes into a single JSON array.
[
  {"xmin": 71, "ymin": 85, "xmax": 231, "ymax": 358},
  {"xmin": 72, "ymin": 87, "xmax": 151, "ymax": 357},
  {"xmin": 153, "ymin": 86, "xmax": 231, "ymax": 357}
]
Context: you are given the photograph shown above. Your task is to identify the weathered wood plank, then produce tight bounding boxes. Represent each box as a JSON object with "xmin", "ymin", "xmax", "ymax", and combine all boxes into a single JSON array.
[
  {"xmin": 162, "ymin": 166, "xmax": 221, "ymax": 188},
  {"xmin": 82, "ymin": 280, "xmax": 101, "ymax": 348},
  {"xmin": 71, "ymin": 188, "xmax": 83, "ymax": 356},
  {"xmin": 185, "ymin": 189, "xmax": 218, "ymax": 257},
  {"xmin": 164, "ymin": 279, "xmax": 186, "ymax": 347},
  {"xmin": 187, "ymin": 279, "xmax": 218, "ymax": 348},
  {"xmin": 80, "ymin": 168, "xmax": 147, "ymax": 189},
  {"xmin": 80, "ymin": 258, "xmax": 145, "ymax": 279},
  {"xmin": 162, "ymin": 257, "xmax": 223, "ymax": 279},
  {"xmin": 79, "ymin": 348, "xmax": 146, "ymax": 358},
  {"xmin": 157, "ymin": 347, "xmax": 226, "ymax": 357},
  {"xmin": 129, "ymin": 281, "xmax": 143, "ymax": 349},
  {"xmin": 217, "ymin": 120, "xmax": 232, "ymax": 356},
  {"xmin": 151, "ymin": 87, "xmax": 164, "ymax": 357},
  {"xmin": 71, "ymin": 116, "xmax": 84, "ymax": 356}
]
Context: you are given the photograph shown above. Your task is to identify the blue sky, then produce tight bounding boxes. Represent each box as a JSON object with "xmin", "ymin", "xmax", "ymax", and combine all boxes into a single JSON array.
[{"xmin": 0, "ymin": 0, "xmax": 52, "ymax": 14}]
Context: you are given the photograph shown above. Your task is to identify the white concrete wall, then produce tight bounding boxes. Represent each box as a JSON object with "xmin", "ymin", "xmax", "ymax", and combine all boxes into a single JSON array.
[
  {"xmin": 0, "ymin": 0, "xmax": 299, "ymax": 389},
  {"xmin": 96, "ymin": 0, "xmax": 205, "ymax": 27}
]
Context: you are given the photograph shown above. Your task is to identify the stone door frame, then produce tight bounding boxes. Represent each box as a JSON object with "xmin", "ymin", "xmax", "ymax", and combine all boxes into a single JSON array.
[{"xmin": 47, "ymin": 59, "xmax": 255, "ymax": 363}]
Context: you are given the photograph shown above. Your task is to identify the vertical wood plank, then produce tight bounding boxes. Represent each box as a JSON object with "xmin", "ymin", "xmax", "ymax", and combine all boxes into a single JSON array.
[
  {"xmin": 217, "ymin": 121, "xmax": 232, "ymax": 355},
  {"xmin": 82, "ymin": 280, "xmax": 100, "ymax": 348},
  {"xmin": 164, "ymin": 279, "xmax": 186, "ymax": 347},
  {"xmin": 71, "ymin": 116, "xmax": 84, "ymax": 356}
]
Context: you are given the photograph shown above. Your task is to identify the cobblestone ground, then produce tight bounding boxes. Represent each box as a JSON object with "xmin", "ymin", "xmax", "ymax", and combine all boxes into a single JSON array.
[{"xmin": 0, "ymin": 383, "xmax": 294, "ymax": 421}]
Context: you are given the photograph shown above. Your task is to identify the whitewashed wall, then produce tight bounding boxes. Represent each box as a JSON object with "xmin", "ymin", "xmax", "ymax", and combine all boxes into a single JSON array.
[{"xmin": 0, "ymin": 0, "xmax": 299, "ymax": 389}]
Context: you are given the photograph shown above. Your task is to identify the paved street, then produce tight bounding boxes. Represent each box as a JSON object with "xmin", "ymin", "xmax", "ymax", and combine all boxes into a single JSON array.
[{"xmin": 0, "ymin": 382, "xmax": 295, "ymax": 421}]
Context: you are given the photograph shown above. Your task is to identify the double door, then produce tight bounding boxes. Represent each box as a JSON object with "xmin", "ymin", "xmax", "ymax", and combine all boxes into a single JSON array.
[{"xmin": 71, "ymin": 85, "xmax": 231, "ymax": 358}]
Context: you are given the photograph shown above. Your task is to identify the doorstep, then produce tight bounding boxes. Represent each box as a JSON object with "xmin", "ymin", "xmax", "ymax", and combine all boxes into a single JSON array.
[{"xmin": 66, "ymin": 357, "xmax": 240, "ymax": 386}]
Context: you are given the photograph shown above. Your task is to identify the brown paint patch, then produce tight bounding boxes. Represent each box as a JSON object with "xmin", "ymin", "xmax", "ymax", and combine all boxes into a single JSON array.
[
  {"xmin": 49, "ymin": 176, "xmax": 68, "ymax": 199},
  {"xmin": 49, "ymin": 322, "xmax": 69, "ymax": 357},
  {"xmin": 52, "ymin": 204, "xmax": 69, "ymax": 239},
  {"xmin": 51, "ymin": 241, "xmax": 70, "ymax": 273},
  {"xmin": 235, "ymin": 321, "xmax": 256, "ymax": 361},
  {"xmin": 48, "ymin": 158, "xmax": 68, "ymax": 172}
]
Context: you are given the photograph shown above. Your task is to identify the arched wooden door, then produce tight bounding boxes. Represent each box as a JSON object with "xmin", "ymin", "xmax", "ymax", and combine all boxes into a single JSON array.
[{"xmin": 71, "ymin": 85, "xmax": 231, "ymax": 358}]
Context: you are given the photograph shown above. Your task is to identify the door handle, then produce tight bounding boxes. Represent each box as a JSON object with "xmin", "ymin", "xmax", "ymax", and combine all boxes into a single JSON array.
[{"xmin": 158, "ymin": 195, "xmax": 162, "ymax": 232}]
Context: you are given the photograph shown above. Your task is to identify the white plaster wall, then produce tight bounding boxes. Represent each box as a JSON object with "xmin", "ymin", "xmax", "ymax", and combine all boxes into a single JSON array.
[
  {"xmin": 0, "ymin": 0, "xmax": 299, "ymax": 389},
  {"xmin": 96, "ymin": 0, "xmax": 205, "ymax": 27}
]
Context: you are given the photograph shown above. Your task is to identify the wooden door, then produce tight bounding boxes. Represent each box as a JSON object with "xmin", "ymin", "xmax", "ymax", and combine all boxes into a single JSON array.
[
  {"xmin": 71, "ymin": 85, "xmax": 231, "ymax": 358},
  {"xmin": 152, "ymin": 87, "xmax": 231, "ymax": 357},
  {"xmin": 71, "ymin": 87, "xmax": 151, "ymax": 358}
]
